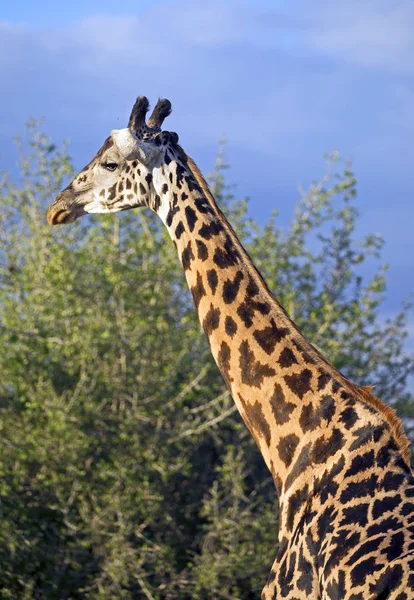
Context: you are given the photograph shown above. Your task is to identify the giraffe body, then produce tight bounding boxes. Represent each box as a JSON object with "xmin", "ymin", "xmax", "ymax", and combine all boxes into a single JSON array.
[{"xmin": 47, "ymin": 97, "xmax": 414, "ymax": 599}]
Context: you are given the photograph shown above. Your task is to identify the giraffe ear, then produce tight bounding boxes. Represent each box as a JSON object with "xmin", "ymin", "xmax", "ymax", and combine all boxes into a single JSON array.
[{"xmin": 111, "ymin": 128, "xmax": 151, "ymax": 163}]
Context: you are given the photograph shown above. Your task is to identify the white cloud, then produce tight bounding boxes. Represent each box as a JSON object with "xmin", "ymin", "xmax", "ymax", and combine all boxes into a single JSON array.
[
  {"xmin": 0, "ymin": 2, "xmax": 339, "ymax": 153},
  {"xmin": 299, "ymin": 0, "xmax": 414, "ymax": 73}
]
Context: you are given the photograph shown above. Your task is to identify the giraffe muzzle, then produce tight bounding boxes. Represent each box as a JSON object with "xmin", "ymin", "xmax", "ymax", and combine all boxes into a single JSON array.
[
  {"xmin": 47, "ymin": 189, "xmax": 88, "ymax": 225},
  {"xmin": 46, "ymin": 207, "xmax": 77, "ymax": 225}
]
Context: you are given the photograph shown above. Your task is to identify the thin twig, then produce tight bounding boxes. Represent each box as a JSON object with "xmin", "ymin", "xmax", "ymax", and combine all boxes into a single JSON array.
[{"xmin": 169, "ymin": 405, "xmax": 237, "ymax": 443}]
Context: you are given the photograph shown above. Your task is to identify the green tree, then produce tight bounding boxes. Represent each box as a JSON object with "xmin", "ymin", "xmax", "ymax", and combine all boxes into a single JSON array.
[{"xmin": 0, "ymin": 126, "xmax": 412, "ymax": 599}]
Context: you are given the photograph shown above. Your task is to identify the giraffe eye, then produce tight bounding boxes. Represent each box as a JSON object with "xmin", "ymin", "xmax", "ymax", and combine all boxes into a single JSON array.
[{"xmin": 102, "ymin": 162, "xmax": 118, "ymax": 171}]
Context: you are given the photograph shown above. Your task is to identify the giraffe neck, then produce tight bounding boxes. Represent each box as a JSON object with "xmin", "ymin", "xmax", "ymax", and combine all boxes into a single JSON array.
[{"xmin": 149, "ymin": 149, "xmax": 411, "ymax": 535}]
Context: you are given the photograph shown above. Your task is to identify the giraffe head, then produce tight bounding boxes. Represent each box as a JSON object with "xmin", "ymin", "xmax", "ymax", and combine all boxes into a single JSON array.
[{"xmin": 47, "ymin": 96, "xmax": 178, "ymax": 225}]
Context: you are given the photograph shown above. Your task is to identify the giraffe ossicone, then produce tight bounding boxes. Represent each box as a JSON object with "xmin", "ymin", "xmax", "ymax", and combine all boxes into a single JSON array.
[{"xmin": 47, "ymin": 96, "xmax": 414, "ymax": 599}]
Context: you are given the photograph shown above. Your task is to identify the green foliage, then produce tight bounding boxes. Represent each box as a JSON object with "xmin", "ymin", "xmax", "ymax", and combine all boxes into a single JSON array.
[{"xmin": 0, "ymin": 126, "xmax": 412, "ymax": 599}]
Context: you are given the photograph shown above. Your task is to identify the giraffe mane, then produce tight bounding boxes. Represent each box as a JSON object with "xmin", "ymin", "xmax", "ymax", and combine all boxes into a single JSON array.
[
  {"xmin": 183, "ymin": 149, "xmax": 412, "ymax": 469},
  {"xmin": 352, "ymin": 383, "xmax": 411, "ymax": 466},
  {"xmin": 291, "ymin": 330, "xmax": 412, "ymax": 468},
  {"xmin": 185, "ymin": 152, "xmax": 218, "ymax": 207}
]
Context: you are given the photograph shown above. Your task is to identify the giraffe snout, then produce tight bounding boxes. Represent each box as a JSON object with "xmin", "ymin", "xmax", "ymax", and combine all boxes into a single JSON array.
[
  {"xmin": 47, "ymin": 207, "xmax": 73, "ymax": 225},
  {"xmin": 47, "ymin": 190, "xmax": 86, "ymax": 225}
]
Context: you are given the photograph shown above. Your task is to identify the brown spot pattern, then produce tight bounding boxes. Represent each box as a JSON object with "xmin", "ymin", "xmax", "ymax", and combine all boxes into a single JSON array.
[
  {"xmin": 239, "ymin": 340, "xmax": 276, "ymax": 388},
  {"xmin": 299, "ymin": 395, "xmax": 335, "ymax": 433},
  {"xmin": 248, "ymin": 400, "xmax": 272, "ymax": 446},
  {"xmin": 278, "ymin": 433, "xmax": 300, "ymax": 468},
  {"xmin": 206, "ymin": 269, "xmax": 218, "ymax": 294},
  {"xmin": 196, "ymin": 239, "xmax": 208, "ymax": 260},
  {"xmin": 203, "ymin": 304, "xmax": 221, "ymax": 336},
  {"xmin": 223, "ymin": 271, "xmax": 244, "ymax": 304},
  {"xmin": 285, "ymin": 369, "xmax": 313, "ymax": 399},
  {"xmin": 270, "ymin": 383, "xmax": 295, "ymax": 425},
  {"xmin": 217, "ymin": 341, "xmax": 232, "ymax": 387},
  {"xmin": 225, "ymin": 315, "xmax": 238, "ymax": 337},
  {"xmin": 181, "ymin": 241, "xmax": 195, "ymax": 271},
  {"xmin": 312, "ymin": 428, "xmax": 344, "ymax": 464},
  {"xmin": 253, "ymin": 318, "xmax": 289, "ymax": 354},
  {"xmin": 190, "ymin": 272, "xmax": 206, "ymax": 309},
  {"xmin": 278, "ymin": 347, "xmax": 299, "ymax": 368}
]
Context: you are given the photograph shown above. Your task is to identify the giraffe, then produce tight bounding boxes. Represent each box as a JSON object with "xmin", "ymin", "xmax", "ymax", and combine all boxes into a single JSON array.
[{"xmin": 47, "ymin": 96, "xmax": 414, "ymax": 599}]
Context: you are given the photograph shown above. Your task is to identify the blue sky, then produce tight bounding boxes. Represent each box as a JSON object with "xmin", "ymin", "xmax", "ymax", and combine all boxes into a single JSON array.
[{"xmin": 1, "ymin": 0, "xmax": 413, "ymax": 355}]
